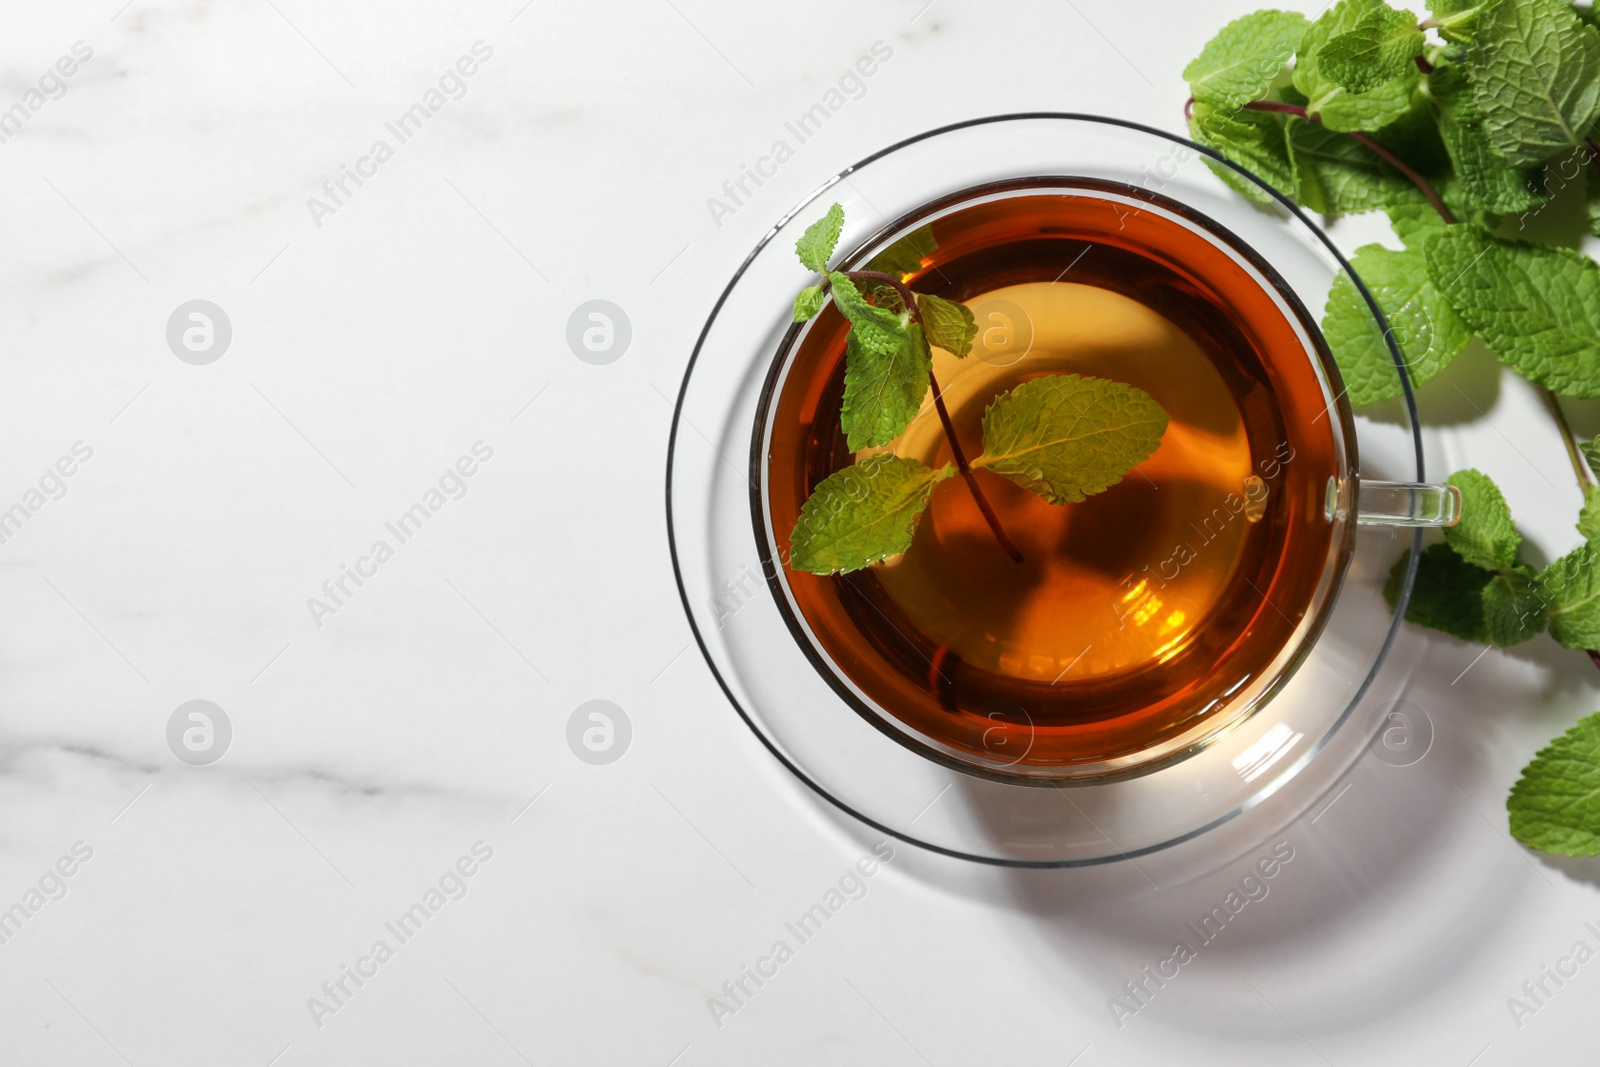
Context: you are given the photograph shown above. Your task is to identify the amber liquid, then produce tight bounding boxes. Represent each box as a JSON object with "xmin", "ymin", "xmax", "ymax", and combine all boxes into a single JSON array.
[{"xmin": 760, "ymin": 181, "xmax": 1348, "ymax": 776}]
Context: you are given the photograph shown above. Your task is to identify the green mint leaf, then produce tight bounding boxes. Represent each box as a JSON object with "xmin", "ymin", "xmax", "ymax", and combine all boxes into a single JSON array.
[
  {"xmin": 1579, "ymin": 485, "xmax": 1600, "ymax": 541},
  {"xmin": 1429, "ymin": 63, "xmax": 1548, "ymax": 218},
  {"xmin": 1425, "ymin": 229, "xmax": 1600, "ymax": 397},
  {"xmin": 1538, "ymin": 541, "xmax": 1600, "ymax": 649},
  {"xmin": 865, "ymin": 226, "xmax": 937, "ymax": 277},
  {"xmin": 839, "ymin": 324, "xmax": 930, "ymax": 450},
  {"xmin": 916, "ymin": 294, "xmax": 977, "ymax": 357},
  {"xmin": 974, "ymin": 375, "xmax": 1167, "ymax": 505},
  {"xmin": 1483, "ymin": 566, "xmax": 1548, "ymax": 645},
  {"xmin": 1384, "ymin": 542, "xmax": 1494, "ymax": 642},
  {"xmin": 796, "ymin": 203, "xmax": 845, "ymax": 273},
  {"xmin": 787, "ymin": 454, "xmax": 953, "ymax": 575},
  {"xmin": 1320, "ymin": 8, "xmax": 1425, "ymax": 94},
  {"xmin": 1438, "ymin": 115, "xmax": 1548, "ymax": 218},
  {"xmin": 1468, "ymin": 0, "xmax": 1600, "ymax": 168},
  {"xmin": 1444, "ymin": 468, "xmax": 1522, "ymax": 570},
  {"xmin": 828, "ymin": 273, "xmax": 927, "ymax": 450},
  {"xmin": 1385, "ymin": 195, "xmax": 1451, "ymax": 247},
  {"xmin": 1322, "ymin": 243, "xmax": 1471, "ymax": 405},
  {"xmin": 1426, "ymin": 0, "xmax": 1503, "ymax": 44},
  {"xmin": 1190, "ymin": 102, "xmax": 1295, "ymax": 204},
  {"xmin": 1293, "ymin": 0, "xmax": 1419, "ymax": 131},
  {"xmin": 1183, "ymin": 9, "xmax": 1310, "ymax": 110},
  {"xmin": 1508, "ymin": 711, "xmax": 1600, "ymax": 855},
  {"xmin": 793, "ymin": 284, "xmax": 826, "ymax": 322},
  {"xmin": 1289, "ymin": 119, "xmax": 1419, "ymax": 216}
]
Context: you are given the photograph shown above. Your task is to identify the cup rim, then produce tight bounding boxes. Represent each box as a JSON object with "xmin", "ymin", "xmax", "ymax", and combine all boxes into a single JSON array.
[{"xmin": 664, "ymin": 111, "xmax": 1427, "ymax": 867}]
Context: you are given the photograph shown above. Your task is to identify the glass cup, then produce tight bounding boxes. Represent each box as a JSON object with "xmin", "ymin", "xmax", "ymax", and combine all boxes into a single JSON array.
[{"xmin": 668, "ymin": 114, "xmax": 1452, "ymax": 865}]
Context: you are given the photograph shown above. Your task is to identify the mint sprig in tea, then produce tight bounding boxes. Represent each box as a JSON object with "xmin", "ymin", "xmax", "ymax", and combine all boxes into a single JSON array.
[{"xmin": 759, "ymin": 186, "xmax": 1348, "ymax": 773}]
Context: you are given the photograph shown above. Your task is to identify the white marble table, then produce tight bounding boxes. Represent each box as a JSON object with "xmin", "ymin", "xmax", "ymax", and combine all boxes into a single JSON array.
[{"xmin": 1, "ymin": 1, "xmax": 1596, "ymax": 1063}]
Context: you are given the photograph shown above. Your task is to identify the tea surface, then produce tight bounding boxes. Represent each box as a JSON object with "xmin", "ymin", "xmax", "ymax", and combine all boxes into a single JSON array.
[{"xmin": 762, "ymin": 185, "xmax": 1346, "ymax": 772}]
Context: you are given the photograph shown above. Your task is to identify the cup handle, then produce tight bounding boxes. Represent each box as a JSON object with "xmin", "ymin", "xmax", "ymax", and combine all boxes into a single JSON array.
[{"xmin": 1353, "ymin": 480, "xmax": 1462, "ymax": 527}]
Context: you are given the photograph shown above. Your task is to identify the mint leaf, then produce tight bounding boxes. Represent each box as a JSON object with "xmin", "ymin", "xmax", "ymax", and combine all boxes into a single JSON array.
[
  {"xmin": 1320, "ymin": 7, "xmax": 1425, "ymax": 94},
  {"xmin": 1468, "ymin": 0, "xmax": 1600, "ymax": 168},
  {"xmin": 974, "ymin": 375, "xmax": 1167, "ymax": 505},
  {"xmin": 1579, "ymin": 485, "xmax": 1600, "ymax": 541},
  {"xmin": 796, "ymin": 203, "xmax": 845, "ymax": 273},
  {"xmin": 1191, "ymin": 102, "xmax": 1295, "ymax": 203},
  {"xmin": 1484, "ymin": 566, "xmax": 1549, "ymax": 645},
  {"xmin": 1438, "ymin": 114, "xmax": 1547, "ymax": 218},
  {"xmin": 1539, "ymin": 542, "xmax": 1600, "ymax": 649},
  {"xmin": 1289, "ymin": 119, "xmax": 1417, "ymax": 215},
  {"xmin": 1322, "ymin": 243, "xmax": 1470, "ymax": 404},
  {"xmin": 1425, "ymin": 229, "xmax": 1600, "ymax": 397},
  {"xmin": 1293, "ymin": 0, "xmax": 1419, "ymax": 132},
  {"xmin": 1508, "ymin": 711, "xmax": 1600, "ymax": 855},
  {"xmin": 793, "ymin": 284, "xmax": 826, "ymax": 322},
  {"xmin": 1427, "ymin": 0, "xmax": 1502, "ymax": 43},
  {"xmin": 916, "ymin": 294, "xmax": 977, "ymax": 357},
  {"xmin": 866, "ymin": 226, "xmax": 936, "ymax": 277},
  {"xmin": 1387, "ymin": 470, "xmax": 1541, "ymax": 644},
  {"xmin": 828, "ymin": 273, "xmax": 928, "ymax": 450},
  {"xmin": 1429, "ymin": 63, "xmax": 1547, "ymax": 218},
  {"xmin": 1386, "ymin": 195, "xmax": 1451, "ymax": 247},
  {"xmin": 1184, "ymin": 9, "xmax": 1310, "ymax": 110},
  {"xmin": 1386, "ymin": 543, "xmax": 1495, "ymax": 641},
  {"xmin": 788, "ymin": 454, "xmax": 953, "ymax": 575},
  {"xmin": 1445, "ymin": 469, "xmax": 1522, "ymax": 570},
  {"xmin": 839, "ymin": 326, "xmax": 931, "ymax": 451}
]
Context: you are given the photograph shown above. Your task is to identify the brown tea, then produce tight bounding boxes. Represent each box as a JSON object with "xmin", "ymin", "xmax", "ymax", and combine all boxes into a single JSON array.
[{"xmin": 758, "ymin": 181, "xmax": 1349, "ymax": 777}]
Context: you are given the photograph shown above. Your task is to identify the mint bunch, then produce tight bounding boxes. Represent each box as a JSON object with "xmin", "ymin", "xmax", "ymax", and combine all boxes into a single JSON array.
[
  {"xmin": 1185, "ymin": 0, "xmax": 1600, "ymax": 856},
  {"xmin": 1186, "ymin": 0, "xmax": 1600, "ymax": 404},
  {"xmin": 783, "ymin": 205, "xmax": 1169, "ymax": 575}
]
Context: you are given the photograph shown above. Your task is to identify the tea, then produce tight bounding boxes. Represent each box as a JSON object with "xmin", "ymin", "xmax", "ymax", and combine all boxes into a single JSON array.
[{"xmin": 758, "ymin": 181, "xmax": 1349, "ymax": 777}]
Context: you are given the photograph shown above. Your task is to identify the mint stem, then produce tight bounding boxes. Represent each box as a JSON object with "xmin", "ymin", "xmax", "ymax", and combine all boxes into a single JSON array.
[
  {"xmin": 1236, "ymin": 100, "xmax": 1458, "ymax": 224},
  {"xmin": 834, "ymin": 270, "xmax": 1025, "ymax": 563},
  {"xmin": 926, "ymin": 368, "xmax": 1025, "ymax": 563},
  {"xmin": 1542, "ymin": 387, "xmax": 1594, "ymax": 490}
]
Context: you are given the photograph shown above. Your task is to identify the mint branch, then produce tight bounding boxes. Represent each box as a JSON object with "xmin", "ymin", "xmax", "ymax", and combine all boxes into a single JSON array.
[
  {"xmin": 824, "ymin": 268, "xmax": 1023, "ymax": 561},
  {"xmin": 789, "ymin": 204, "xmax": 1172, "ymax": 576}
]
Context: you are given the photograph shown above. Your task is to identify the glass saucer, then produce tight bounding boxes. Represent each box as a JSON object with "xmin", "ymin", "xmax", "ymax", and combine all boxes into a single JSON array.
[{"xmin": 666, "ymin": 114, "xmax": 1424, "ymax": 866}]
